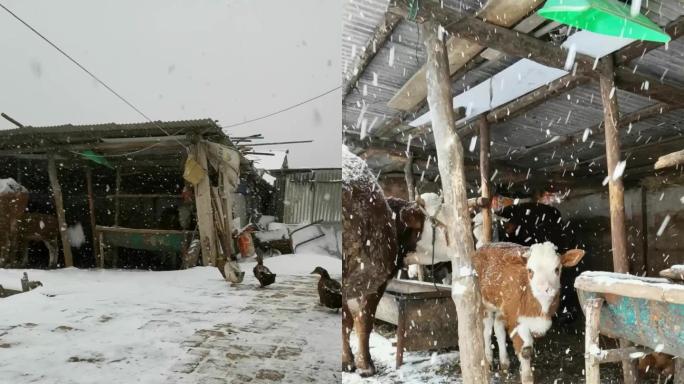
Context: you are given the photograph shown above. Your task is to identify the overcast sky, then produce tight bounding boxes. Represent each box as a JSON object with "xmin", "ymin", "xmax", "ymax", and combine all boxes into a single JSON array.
[{"xmin": 0, "ymin": 0, "xmax": 341, "ymax": 168}]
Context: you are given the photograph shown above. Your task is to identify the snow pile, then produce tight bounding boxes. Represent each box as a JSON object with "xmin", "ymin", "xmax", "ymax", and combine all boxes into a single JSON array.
[
  {"xmin": 343, "ymin": 145, "xmax": 375, "ymax": 185},
  {"xmin": 240, "ymin": 253, "xmax": 341, "ymax": 276},
  {"xmin": 0, "ymin": 178, "xmax": 28, "ymax": 194}
]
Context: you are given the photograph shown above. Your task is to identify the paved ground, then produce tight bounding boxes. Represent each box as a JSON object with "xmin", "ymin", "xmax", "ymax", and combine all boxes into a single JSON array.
[{"xmin": 168, "ymin": 275, "xmax": 341, "ymax": 384}]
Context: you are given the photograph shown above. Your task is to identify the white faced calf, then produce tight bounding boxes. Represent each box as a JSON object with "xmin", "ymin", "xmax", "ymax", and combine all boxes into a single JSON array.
[{"xmin": 473, "ymin": 242, "xmax": 584, "ymax": 384}]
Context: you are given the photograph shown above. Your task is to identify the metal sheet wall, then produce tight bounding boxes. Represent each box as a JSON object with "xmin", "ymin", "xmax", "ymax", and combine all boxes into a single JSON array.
[{"xmin": 279, "ymin": 169, "xmax": 341, "ymax": 224}]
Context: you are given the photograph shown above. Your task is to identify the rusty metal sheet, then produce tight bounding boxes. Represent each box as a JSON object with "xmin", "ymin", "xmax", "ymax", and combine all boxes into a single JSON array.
[{"xmin": 578, "ymin": 290, "xmax": 684, "ymax": 357}]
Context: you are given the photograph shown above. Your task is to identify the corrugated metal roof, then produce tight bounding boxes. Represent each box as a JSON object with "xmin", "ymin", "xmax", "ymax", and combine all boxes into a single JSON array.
[
  {"xmin": 343, "ymin": 0, "xmax": 684, "ymax": 176},
  {"xmin": 0, "ymin": 118, "xmax": 227, "ymax": 151}
]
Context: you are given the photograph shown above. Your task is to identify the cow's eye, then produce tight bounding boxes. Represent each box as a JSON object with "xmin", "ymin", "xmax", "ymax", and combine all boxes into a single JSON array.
[
  {"xmin": 555, "ymin": 267, "xmax": 560, "ymax": 274},
  {"xmin": 527, "ymin": 268, "xmax": 533, "ymax": 276}
]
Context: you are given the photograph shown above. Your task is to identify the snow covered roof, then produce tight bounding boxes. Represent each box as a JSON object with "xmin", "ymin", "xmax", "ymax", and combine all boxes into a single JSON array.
[
  {"xmin": 247, "ymin": 150, "xmax": 288, "ymax": 171},
  {"xmin": 343, "ymin": 1, "xmax": 684, "ymax": 184}
]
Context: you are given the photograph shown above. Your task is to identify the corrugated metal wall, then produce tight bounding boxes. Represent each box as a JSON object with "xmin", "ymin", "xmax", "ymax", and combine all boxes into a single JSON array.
[{"xmin": 279, "ymin": 169, "xmax": 341, "ymax": 224}]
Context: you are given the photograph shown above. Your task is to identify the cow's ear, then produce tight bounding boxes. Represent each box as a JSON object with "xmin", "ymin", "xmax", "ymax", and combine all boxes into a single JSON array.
[{"xmin": 561, "ymin": 249, "xmax": 585, "ymax": 267}]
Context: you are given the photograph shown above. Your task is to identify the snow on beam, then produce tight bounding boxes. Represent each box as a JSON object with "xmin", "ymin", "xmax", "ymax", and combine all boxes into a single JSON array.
[
  {"xmin": 387, "ymin": 0, "xmax": 543, "ymax": 112},
  {"xmin": 448, "ymin": 17, "xmax": 597, "ymax": 74}
]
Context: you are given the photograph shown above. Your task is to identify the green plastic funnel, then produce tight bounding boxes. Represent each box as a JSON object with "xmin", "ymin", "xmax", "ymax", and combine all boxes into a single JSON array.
[
  {"xmin": 538, "ymin": 0, "xmax": 671, "ymax": 43},
  {"xmin": 79, "ymin": 150, "xmax": 114, "ymax": 169}
]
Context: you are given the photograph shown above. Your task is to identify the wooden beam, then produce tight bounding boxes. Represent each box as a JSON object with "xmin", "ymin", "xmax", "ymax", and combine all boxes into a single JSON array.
[
  {"xmin": 510, "ymin": 103, "xmax": 673, "ymax": 160},
  {"xmin": 478, "ymin": 116, "xmax": 492, "ymax": 243},
  {"xmin": 599, "ymin": 56, "xmax": 637, "ymax": 384},
  {"xmin": 404, "ymin": 151, "xmax": 415, "ymax": 200},
  {"xmin": 192, "ymin": 142, "xmax": 218, "ymax": 267},
  {"xmin": 47, "ymin": 155, "xmax": 73, "ymax": 267},
  {"xmin": 614, "ymin": 68, "xmax": 684, "ymax": 107},
  {"xmin": 388, "ymin": 0, "xmax": 543, "ymax": 111},
  {"xmin": 479, "ymin": 13, "xmax": 547, "ymax": 61},
  {"xmin": 85, "ymin": 168, "xmax": 99, "ymax": 267},
  {"xmin": 343, "ymin": 12, "xmax": 402, "ymax": 98},
  {"xmin": 615, "ymin": 16, "xmax": 684, "ymax": 67},
  {"xmin": 478, "ymin": 74, "xmax": 590, "ymax": 128},
  {"xmin": 453, "ymin": 16, "xmax": 684, "ymax": 134},
  {"xmin": 422, "ymin": 20, "xmax": 489, "ymax": 383},
  {"xmin": 654, "ymin": 148, "xmax": 684, "ymax": 170},
  {"xmin": 448, "ymin": 17, "xmax": 596, "ymax": 74}
]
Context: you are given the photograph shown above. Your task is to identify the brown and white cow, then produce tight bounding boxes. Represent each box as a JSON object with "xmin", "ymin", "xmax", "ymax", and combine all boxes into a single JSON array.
[
  {"xmin": 342, "ymin": 146, "xmax": 397, "ymax": 376},
  {"xmin": 473, "ymin": 241, "xmax": 584, "ymax": 384}
]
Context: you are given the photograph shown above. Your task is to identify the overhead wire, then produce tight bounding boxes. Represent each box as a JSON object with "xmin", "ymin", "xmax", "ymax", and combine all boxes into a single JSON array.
[
  {"xmin": 0, "ymin": 2, "xmax": 186, "ymax": 149},
  {"xmin": 221, "ymin": 86, "xmax": 340, "ymax": 129}
]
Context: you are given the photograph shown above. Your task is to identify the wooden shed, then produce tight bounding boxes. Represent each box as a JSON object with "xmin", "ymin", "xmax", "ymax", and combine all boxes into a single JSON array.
[
  {"xmin": 0, "ymin": 119, "xmax": 245, "ymax": 273},
  {"xmin": 343, "ymin": 1, "xmax": 684, "ymax": 382}
]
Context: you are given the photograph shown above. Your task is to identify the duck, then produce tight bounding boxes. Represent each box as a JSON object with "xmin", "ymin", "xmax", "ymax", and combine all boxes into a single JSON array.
[
  {"xmin": 311, "ymin": 266, "xmax": 342, "ymax": 312},
  {"xmin": 253, "ymin": 254, "xmax": 276, "ymax": 288}
]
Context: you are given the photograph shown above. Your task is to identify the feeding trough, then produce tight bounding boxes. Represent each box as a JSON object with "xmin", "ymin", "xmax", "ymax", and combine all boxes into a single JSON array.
[
  {"xmin": 575, "ymin": 271, "xmax": 684, "ymax": 383},
  {"xmin": 375, "ymin": 279, "xmax": 458, "ymax": 368}
]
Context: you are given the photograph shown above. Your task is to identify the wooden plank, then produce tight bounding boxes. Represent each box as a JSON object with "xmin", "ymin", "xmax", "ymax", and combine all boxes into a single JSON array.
[
  {"xmin": 343, "ymin": 11, "xmax": 402, "ymax": 98},
  {"xmin": 422, "ymin": 20, "xmax": 489, "ymax": 383},
  {"xmin": 448, "ymin": 17, "xmax": 596, "ymax": 74},
  {"xmin": 654, "ymin": 148, "xmax": 684, "ymax": 170},
  {"xmin": 615, "ymin": 68, "xmax": 684, "ymax": 107},
  {"xmin": 192, "ymin": 142, "xmax": 218, "ymax": 267},
  {"xmin": 575, "ymin": 276, "xmax": 684, "ymax": 305},
  {"xmin": 478, "ymin": 116, "xmax": 492, "ymax": 243},
  {"xmin": 388, "ymin": 0, "xmax": 543, "ymax": 111},
  {"xmin": 47, "ymin": 155, "xmax": 73, "ymax": 267},
  {"xmin": 85, "ymin": 168, "xmax": 98, "ymax": 263}
]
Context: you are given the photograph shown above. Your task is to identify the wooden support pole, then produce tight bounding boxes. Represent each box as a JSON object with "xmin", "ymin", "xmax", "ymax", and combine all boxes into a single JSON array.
[
  {"xmin": 422, "ymin": 20, "xmax": 489, "ymax": 384},
  {"xmin": 584, "ymin": 297, "xmax": 604, "ymax": 384},
  {"xmin": 405, "ymin": 151, "xmax": 415, "ymax": 201},
  {"xmin": 114, "ymin": 167, "xmax": 121, "ymax": 226},
  {"xmin": 598, "ymin": 55, "xmax": 637, "ymax": 384},
  {"xmin": 85, "ymin": 168, "xmax": 99, "ymax": 267},
  {"xmin": 674, "ymin": 357, "xmax": 684, "ymax": 384},
  {"xmin": 478, "ymin": 116, "xmax": 492, "ymax": 244},
  {"xmin": 192, "ymin": 142, "xmax": 218, "ymax": 267},
  {"xmin": 47, "ymin": 155, "xmax": 73, "ymax": 267}
]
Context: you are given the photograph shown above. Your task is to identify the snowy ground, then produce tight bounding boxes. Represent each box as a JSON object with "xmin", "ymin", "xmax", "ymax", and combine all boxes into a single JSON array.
[
  {"xmin": 342, "ymin": 322, "xmax": 637, "ymax": 384},
  {"xmin": 0, "ymin": 253, "xmax": 341, "ymax": 384}
]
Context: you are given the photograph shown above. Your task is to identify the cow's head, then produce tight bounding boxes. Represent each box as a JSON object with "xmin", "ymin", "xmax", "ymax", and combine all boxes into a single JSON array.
[
  {"xmin": 524, "ymin": 242, "xmax": 584, "ymax": 302},
  {"xmin": 399, "ymin": 203, "xmax": 424, "ymax": 230},
  {"xmin": 417, "ymin": 192, "xmax": 443, "ymax": 217}
]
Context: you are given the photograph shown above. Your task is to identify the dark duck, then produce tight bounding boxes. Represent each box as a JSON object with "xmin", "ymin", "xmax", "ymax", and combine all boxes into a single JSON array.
[
  {"xmin": 311, "ymin": 266, "xmax": 341, "ymax": 311},
  {"xmin": 253, "ymin": 254, "xmax": 276, "ymax": 288}
]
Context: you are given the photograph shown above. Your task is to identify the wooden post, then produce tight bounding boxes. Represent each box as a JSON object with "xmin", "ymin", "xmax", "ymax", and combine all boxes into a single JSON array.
[
  {"xmin": 422, "ymin": 20, "xmax": 489, "ymax": 384},
  {"xmin": 478, "ymin": 116, "xmax": 492, "ymax": 244},
  {"xmin": 220, "ymin": 169, "xmax": 236, "ymax": 257},
  {"xmin": 193, "ymin": 142, "xmax": 218, "ymax": 267},
  {"xmin": 584, "ymin": 297, "xmax": 604, "ymax": 384},
  {"xmin": 599, "ymin": 55, "xmax": 638, "ymax": 384},
  {"xmin": 47, "ymin": 155, "xmax": 73, "ymax": 267},
  {"xmin": 405, "ymin": 151, "xmax": 415, "ymax": 201},
  {"xmin": 85, "ymin": 168, "xmax": 99, "ymax": 265},
  {"xmin": 674, "ymin": 357, "xmax": 684, "ymax": 384},
  {"xmin": 114, "ymin": 167, "xmax": 121, "ymax": 226}
]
